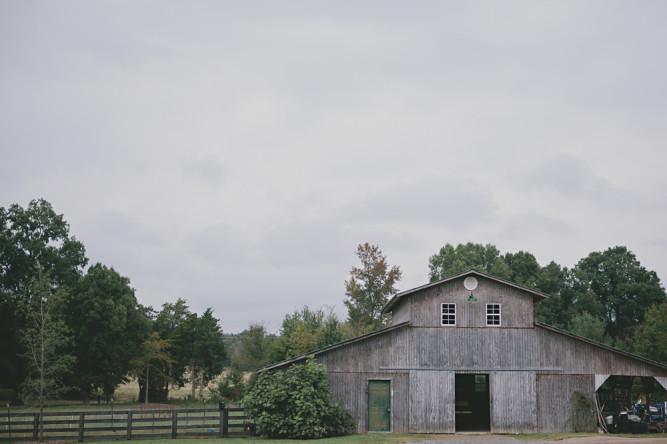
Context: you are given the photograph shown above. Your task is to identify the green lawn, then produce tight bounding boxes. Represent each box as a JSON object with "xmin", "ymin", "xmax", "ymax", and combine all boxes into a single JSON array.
[
  {"xmin": 94, "ymin": 433, "xmax": 662, "ymax": 443},
  {"xmin": 79, "ymin": 435, "xmax": 446, "ymax": 444}
]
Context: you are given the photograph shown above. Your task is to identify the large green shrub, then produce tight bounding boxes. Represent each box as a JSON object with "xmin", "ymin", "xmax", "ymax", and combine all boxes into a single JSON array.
[{"xmin": 242, "ymin": 356, "xmax": 355, "ymax": 439}]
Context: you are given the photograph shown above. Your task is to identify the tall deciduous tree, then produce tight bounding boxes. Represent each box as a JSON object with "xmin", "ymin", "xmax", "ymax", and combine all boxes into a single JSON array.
[
  {"xmin": 232, "ymin": 323, "xmax": 273, "ymax": 371},
  {"xmin": 271, "ymin": 306, "xmax": 352, "ymax": 361},
  {"xmin": 628, "ymin": 302, "xmax": 667, "ymax": 364},
  {"xmin": 344, "ymin": 243, "xmax": 401, "ymax": 334},
  {"xmin": 20, "ymin": 269, "xmax": 75, "ymax": 440},
  {"xmin": 130, "ymin": 332, "xmax": 174, "ymax": 404},
  {"xmin": 572, "ymin": 246, "xmax": 667, "ymax": 341},
  {"xmin": 428, "ymin": 243, "xmax": 506, "ymax": 282},
  {"xmin": 0, "ymin": 199, "xmax": 87, "ymax": 393},
  {"xmin": 567, "ymin": 311, "xmax": 612, "ymax": 345},
  {"xmin": 64, "ymin": 263, "xmax": 148, "ymax": 404}
]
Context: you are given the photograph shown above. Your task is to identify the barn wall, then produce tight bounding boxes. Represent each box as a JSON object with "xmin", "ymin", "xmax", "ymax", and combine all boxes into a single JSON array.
[
  {"xmin": 406, "ymin": 276, "xmax": 534, "ymax": 328},
  {"xmin": 489, "ymin": 371, "xmax": 537, "ymax": 433},
  {"xmin": 391, "ymin": 299, "xmax": 410, "ymax": 324},
  {"xmin": 408, "ymin": 370, "xmax": 455, "ymax": 433},
  {"xmin": 534, "ymin": 327, "xmax": 667, "ymax": 377},
  {"xmin": 328, "ymin": 371, "xmax": 409, "ymax": 433},
  {"xmin": 303, "ymin": 299, "xmax": 667, "ymax": 434},
  {"xmin": 536, "ymin": 374, "xmax": 595, "ymax": 432},
  {"xmin": 320, "ymin": 326, "xmax": 412, "ymax": 372}
]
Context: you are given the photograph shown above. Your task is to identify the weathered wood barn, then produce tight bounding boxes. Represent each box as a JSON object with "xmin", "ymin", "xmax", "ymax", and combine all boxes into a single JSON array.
[{"xmin": 264, "ymin": 270, "xmax": 667, "ymax": 433}]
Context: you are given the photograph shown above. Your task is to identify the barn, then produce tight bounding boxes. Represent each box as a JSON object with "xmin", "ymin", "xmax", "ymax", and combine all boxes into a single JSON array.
[{"xmin": 263, "ymin": 270, "xmax": 667, "ymax": 433}]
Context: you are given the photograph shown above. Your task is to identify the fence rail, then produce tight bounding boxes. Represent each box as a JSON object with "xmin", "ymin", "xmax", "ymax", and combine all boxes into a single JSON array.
[{"xmin": 0, "ymin": 407, "xmax": 254, "ymax": 442}]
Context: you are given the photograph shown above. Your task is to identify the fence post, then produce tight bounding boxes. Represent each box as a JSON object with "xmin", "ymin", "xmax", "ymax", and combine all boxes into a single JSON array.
[
  {"xmin": 218, "ymin": 409, "xmax": 223, "ymax": 438},
  {"xmin": 33, "ymin": 413, "xmax": 39, "ymax": 440},
  {"xmin": 7, "ymin": 404, "xmax": 11, "ymax": 443},
  {"xmin": 221, "ymin": 408, "xmax": 229, "ymax": 438},
  {"xmin": 127, "ymin": 410, "xmax": 133, "ymax": 440},
  {"xmin": 171, "ymin": 409, "xmax": 178, "ymax": 439},
  {"xmin": 78, "ymin": 412, "xmax": 85, "ymax": 442}
]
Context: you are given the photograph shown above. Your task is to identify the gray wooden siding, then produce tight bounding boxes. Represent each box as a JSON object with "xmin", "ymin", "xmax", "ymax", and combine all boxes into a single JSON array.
[
  {"xmin": 490, "ymin": 371, "xmax": 537, "ymax": 433},
  {"xmin": 536, "ymin": 374, "xmax": 595, "ymax": 432},
  {"xmin": 391, "ymin": 299, "xmax": 410, "ymax": 324},
  {"xmin": 408, "ymin": 370, "xmax": 455, "ymax": 433},
  {"xmin": 327, "ymin": 371, "xmax": 409, "ymax": 433},
  {"xmin": 402, "ymin": 277, "xmax": 534, "ymax": 329}
]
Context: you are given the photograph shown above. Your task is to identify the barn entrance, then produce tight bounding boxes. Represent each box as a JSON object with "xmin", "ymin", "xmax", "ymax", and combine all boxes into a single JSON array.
[
  {"xmin": 368, "ymin": 380, "xmax": 391, "ymax": 432},
  {"xmin": 455, "ymin": 374, "xmax": 490, "ymax": 431}
]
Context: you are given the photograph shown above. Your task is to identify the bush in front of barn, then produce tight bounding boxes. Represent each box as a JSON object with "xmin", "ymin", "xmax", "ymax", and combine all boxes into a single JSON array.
[{"xmin": 242, "ymin": 356, "xmax": 355, "ymax": 439}]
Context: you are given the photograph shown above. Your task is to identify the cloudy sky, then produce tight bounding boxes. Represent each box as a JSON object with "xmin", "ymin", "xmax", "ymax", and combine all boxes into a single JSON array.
[{"xmin": 2, "ymin": 1, "xmax": 666, "ymax": 333}]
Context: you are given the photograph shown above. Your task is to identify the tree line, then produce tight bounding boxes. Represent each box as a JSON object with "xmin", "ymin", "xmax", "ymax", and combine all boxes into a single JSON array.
[
  {"xmin": 0, "ymin": 199, "xmax": 226, "ymax": 405},
  {"xmin": 2, "ymin": 199, "xmax": 666, "ymax": 407},
  {"xmin": 225, "ymin": 244, "xmax": 667, "ymax": 385},
  {"xmin": 428, "ymin": 242, "xmax": 667, "ymax": 354}
]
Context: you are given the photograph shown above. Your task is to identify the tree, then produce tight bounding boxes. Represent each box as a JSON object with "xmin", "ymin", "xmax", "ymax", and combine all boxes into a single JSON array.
[
  {"xmin": 572, "ymin": 246, "xmax": 667, "ymax": 342},
  {"xmin": 180, "ymin": 308, "xmax": 227, "ymax": 400},
  {"xmin": 428, "ymin": 243, "xmax": 505, "ymax": 282},
  {"xmin": 271, "ymin": 306, "xmax": 353, "ymax": 362},
  {"xmin": 130, "ymin": 332, "xmax": 174, "ymax": 404},
  {"xmin": 143, "ymin": 300, "xmax": 192, "ymax": 402},
  {"xmin": 567, "ymin": 311, "xmax": 612, "ymax": 345},
  {"xmin": 344, "ymin": 243, "xmax": 401, "ymax": 334},
  {"xmin": 627, "ymin": 302, "xmax": 667, "ymax": 364},
  {"xmin": 0, "ymin": 199, "xmax": 87, "ymax": 392},
  {"xmin": 534, "ymin": 265, "xmax": 603, "ymax": 330},
  {"xmin": 242, "ymin": 357, "xmax": 354, "ymax": 439},
  {"xmin": 210, "ymin": 367, "xmax": 247, "ymax": 402},
  {"xmin": 64, "ymin": 263, "xmax": 148, "ymax": 403},
  {"xmin": 533, "ymin": 261, "xmax": 569, "ymax": 327},
  {"xmin": 503, "ymin": 251, "xmax": 541, "ymax": 289},
  {"xmin": 232, "ymin": 323, "xmax": 272, "ymax": 371},
  {"xmin": 19, "ymin": 269, "xmax": 75, "ymax": 440}
]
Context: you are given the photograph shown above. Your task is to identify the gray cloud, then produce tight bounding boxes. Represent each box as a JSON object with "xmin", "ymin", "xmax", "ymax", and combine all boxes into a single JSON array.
[{"xmin": 2, "ymin": 1, "xmax": 667, "ymax": 332}]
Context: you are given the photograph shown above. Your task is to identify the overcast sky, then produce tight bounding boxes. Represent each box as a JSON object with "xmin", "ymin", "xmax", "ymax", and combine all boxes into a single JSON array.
[{"xmin": 2, "ymin": 1, "xmax": 666, "ymax": 333}]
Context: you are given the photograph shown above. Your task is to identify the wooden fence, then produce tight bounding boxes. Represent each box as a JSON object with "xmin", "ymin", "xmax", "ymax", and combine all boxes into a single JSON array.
[{"xmin": 0, "ymin": 407, "xmax": 254, "ymax": 442}]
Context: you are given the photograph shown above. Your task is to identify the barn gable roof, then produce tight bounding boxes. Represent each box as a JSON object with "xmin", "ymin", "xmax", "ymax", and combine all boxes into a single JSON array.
[
  {"xmin": 258, "ymin": 321, "xmax": 411, "ymax": 372},
  {"xmin": 382, "ymin": 268, "xmax": 549, "ymax": 314}
]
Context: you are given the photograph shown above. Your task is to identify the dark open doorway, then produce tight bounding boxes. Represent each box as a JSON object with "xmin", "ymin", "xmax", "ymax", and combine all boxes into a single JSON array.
[{"xmin": 455, "ymin": 373, "xmax": 490, "ymax": 431}]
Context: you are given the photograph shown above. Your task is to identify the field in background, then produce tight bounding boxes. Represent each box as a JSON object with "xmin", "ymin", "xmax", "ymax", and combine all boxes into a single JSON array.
[{"xmin": 5, "ymin": 378, "xmax": 221, "ymax": 414}]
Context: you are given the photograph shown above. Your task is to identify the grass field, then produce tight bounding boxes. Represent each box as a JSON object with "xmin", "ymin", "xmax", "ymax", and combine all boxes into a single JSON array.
[{"xmin": 6, "ymin": 379, "xmax": 221, "ymax": 413}]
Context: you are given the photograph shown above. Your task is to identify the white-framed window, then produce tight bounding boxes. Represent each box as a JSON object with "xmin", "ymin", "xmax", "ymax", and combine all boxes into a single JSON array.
[
  {"xmin": 486, "ymin": 303, "xmax": 501, "ymax": 326},
  {"xmin": 441, "ymin": 303, "xmax": 456, "ymax": 326}
]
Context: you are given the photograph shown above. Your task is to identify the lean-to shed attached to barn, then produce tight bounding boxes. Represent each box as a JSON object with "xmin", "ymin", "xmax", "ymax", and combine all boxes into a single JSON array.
[{"xmin": 262, "ymin": 270, "xmax": 667, "ymax": 433}]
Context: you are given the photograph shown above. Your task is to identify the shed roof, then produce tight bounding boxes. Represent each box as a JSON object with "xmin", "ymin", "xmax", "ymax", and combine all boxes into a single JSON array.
[
  {"xmin": 536, "ymin": 322, "xmax": 667, "ymax": 372},
  {"xmin": 382, "ymin": 269, "xmax": 549, "ymax": 314},
  {"xmin": 258, "ymin": 321, "xmax": 411, "ymax": 372}
]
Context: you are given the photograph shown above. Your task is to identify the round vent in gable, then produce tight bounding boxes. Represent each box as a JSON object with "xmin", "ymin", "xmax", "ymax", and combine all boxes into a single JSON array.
[{"xmin": 464, "ymin": 276, "xmax": 478, "ymax": 291}]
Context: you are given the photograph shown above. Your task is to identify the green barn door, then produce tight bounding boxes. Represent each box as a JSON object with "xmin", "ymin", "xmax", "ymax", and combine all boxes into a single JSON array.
[{"xmin": 368, "ymin": 380, "xmax": 391, "ymax": 431}]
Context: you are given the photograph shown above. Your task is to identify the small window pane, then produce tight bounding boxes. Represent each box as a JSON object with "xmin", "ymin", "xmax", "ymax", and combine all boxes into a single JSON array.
[
  {"xmin": 474, "ymin": 375, "xmax": 488, "ymax": 392},
  {"xmin": 441, "ymin": 303, "xmax": 456, "ymax": 326},
  {"xmin": 486, "ymin": 304, "xmax": 501, "ymax": 326}
]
